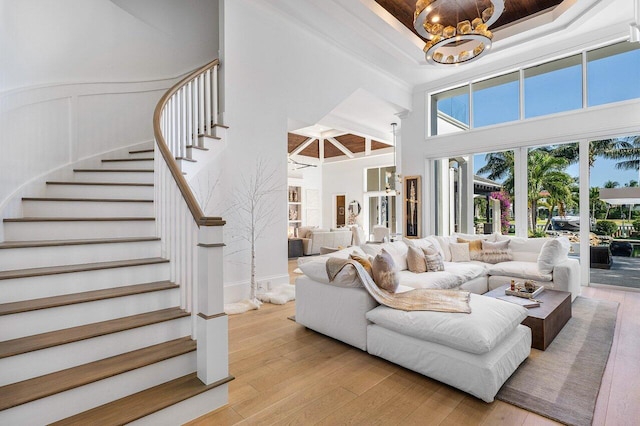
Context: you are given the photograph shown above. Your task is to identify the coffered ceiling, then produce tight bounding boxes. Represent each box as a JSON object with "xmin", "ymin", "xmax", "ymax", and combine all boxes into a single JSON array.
[{"xmin": 374, "ymin": 0, "xmax": 564, "ymax": 39}]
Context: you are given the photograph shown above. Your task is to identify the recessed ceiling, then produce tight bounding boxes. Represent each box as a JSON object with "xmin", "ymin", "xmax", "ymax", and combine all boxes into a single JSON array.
[{"xmin": 374, "ymin": 0, "xmax": 564, "ymax": 40}]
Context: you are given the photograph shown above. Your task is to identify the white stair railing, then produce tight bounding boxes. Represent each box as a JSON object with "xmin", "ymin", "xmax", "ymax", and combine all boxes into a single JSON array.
[{"xmin": 153, "ymin": 59, "xmax": 228, "ymax": 386}]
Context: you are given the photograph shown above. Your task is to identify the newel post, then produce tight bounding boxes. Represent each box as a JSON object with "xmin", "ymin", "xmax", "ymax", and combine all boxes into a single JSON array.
[{"xmin": 196, "ymin": 223, "xmax": 228, "ymax": 385}]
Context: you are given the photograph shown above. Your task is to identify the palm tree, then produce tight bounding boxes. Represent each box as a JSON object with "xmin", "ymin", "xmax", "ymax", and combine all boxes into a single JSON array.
[
  {"xmin": 603, "ymin": 180, "xmax": 620, "ymax": 188},
  {"xmin": 624, "ymin": 180, "xmax": 638, "ymax": 187},
  {"xmin": 476, "ymin": 150, "xmax": 515, "ymax": 195},
  {"xmin": 550, "ymin": 138, "xmax": 638, "ymax": 169},
  {"xmin": 606, "ymin": 136, "xmax": 640, "ymax": 172},
  {"xmin": 528, "ymin": 150, "xmax": 573, "ymax": 231}
]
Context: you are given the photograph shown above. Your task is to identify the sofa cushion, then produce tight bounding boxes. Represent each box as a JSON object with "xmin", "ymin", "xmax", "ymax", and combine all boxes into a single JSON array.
[
  {"xmin": 457, "ymin": 237, "xmax": 483, "ymax": 260},
  {"xmin": 365, "ymin": 293, "xmax": 528, "ymax": 355},
  {"xmin": 372, "ymin": 249, "xmax": 399, "ymax": 293},
  {"xmin": 407, "ymin": 246, "xmax": 427, "ymax": 273},
  {"xmin": 537, "ymin": 237, "xmax": 571, "ymax": 274},
  {"xmin": 362, "ymin": 241, "xmax": 409, "ymax": 271},
  {"xmin": 433, "ymin": 236, "xmax": 453, "ymax": 261},
  {"xmin": 450, "ymin": 242, "xmax": 471, "ymax": 262},
  {"xmin": 487, "ymin": 261, "xmax": 553, "ymax": 282},
  {"xmin": 396, "ymin": 262, "xmax": 485, "ymax": 290},
  {"xmin": 509, "ymin": 237, "xmax": 551, "ymax": 262}
]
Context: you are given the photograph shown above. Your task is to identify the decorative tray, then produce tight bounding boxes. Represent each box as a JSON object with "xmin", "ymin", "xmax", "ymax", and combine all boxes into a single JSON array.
[{"xmin": 505, "ymin": 282, "xmax": 544, "ymax": 299}]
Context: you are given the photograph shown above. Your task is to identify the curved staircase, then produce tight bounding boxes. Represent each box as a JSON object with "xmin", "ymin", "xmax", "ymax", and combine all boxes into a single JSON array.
[{"xmin": 0, "ymin": 60, "xmax": 231, "ymax": 425}]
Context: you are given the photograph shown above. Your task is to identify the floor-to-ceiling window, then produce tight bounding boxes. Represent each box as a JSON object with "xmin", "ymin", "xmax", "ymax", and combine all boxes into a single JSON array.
[
  {"xmin": 427, "ymin": 40, "xmax": 640, "ymax": 285},
  {"xmin": 588, "ymin": 134, "xmax": 640, "ymax": 289}
]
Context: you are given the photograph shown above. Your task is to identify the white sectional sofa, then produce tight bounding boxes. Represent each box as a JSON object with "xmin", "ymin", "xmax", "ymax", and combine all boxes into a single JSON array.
[{"xmin": 294, "ymin": 233, "xmax": 580, "ymax": 402}]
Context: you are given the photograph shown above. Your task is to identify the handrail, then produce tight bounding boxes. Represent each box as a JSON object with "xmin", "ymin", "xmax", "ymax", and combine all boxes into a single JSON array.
[{"xmin": 153, "ymin": 58, "xmax": 225, "ymax": 227}]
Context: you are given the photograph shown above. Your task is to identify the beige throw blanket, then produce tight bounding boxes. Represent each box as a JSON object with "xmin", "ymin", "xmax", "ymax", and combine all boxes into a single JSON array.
[{"xmin": 326, "ymin": 258, "xmax": 471, "ymax": 313}]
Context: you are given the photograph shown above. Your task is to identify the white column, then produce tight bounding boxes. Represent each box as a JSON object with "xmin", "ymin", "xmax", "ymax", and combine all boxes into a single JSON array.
[
  {"xmin": 514, "ymin": 147, "xmax": 528, "ymax": 237},
  {"xmin": 196, "ymin": 224, "xmax": 228, "ymax": 385},
  {"xmin": 579, "ymin": 139, "xmax": 590, "ymax": 287}
]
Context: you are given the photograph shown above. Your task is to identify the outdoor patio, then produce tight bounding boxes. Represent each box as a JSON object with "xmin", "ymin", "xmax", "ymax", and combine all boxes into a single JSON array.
[{"xmin": 590, "ymin": 255, "xmax": 640, "ymax": 289}]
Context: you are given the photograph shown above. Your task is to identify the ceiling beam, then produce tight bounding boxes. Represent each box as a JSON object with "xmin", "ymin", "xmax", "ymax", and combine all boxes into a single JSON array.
[
  {"xmin": 365, "ymin": 137, "xmax": 372, "ymax": 156},
  {"xmin": 290, "ymin": 138, "xmax": 316, "ymax": 156},
  {"xmin": 327, "ymin": 137, "xmax": 355, "ymax": 158}
]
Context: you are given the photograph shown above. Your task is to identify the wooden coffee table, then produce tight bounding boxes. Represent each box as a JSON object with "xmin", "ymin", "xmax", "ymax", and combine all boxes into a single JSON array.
[{"xmin": 484, "ymin": 285, "xmax": 572, "ymax": 350}]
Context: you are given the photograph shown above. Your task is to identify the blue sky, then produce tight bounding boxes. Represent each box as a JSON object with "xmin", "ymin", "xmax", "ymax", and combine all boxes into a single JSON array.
[{"xmin": 451, "ymin": 45, "xmax": 640, "ymax": 189}]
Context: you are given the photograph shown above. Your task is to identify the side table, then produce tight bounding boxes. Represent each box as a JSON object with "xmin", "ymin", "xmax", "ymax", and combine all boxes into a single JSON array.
[{"xmin": 288, "ymin": 238, "xmax": 303, "ymax": 258}]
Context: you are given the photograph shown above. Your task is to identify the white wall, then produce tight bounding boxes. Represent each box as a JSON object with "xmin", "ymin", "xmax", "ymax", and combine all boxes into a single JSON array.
[
  {"xmin": 216, "ymin": 0, "xmax": 412, "ymax": 302},
  {"xmin": 0, "ymin": 0, "xmax": 219, "ymax": 92}
]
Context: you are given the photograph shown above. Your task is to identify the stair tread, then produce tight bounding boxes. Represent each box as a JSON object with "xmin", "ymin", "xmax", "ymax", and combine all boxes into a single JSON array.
[
  {"xmin": 73, "ymin": 169, "xmax": 154, "ymax": 172},
  {"xmin": 198, "ymin": 133, "xmax": 222, "ymax": 140},
  {"xmin": 129, "ymin": 148, "xmax": 154, "ymax": 154},
  {"xmin": 0, "ymin": 337, "xmax": 196, "ymax": 411},
  {"xmin": 0, "ymin": 281, "xmax": 178, "ymax": 316},
  {"xmin": 0, "ymin": 236, "xmax": 159, "ymax": 249},
  {"xmin": 0, "ymin": 307, "xmax": 187, "ymax": 359},
  {"xmin": 51, "ymin": 373, "xmax": 234, "ymax": 426},
  {"xmin": 4, "ymin": 217, "xmax": 155, "ymax": 222},
  {"xmin": 47, "ymin": 181, "xmax": 153, "ymax": 187},
  {"xmin": 102, "ymin": 158, "xmax": 154, "ymax": 162},
  {"xmin": 0, "ymin": 257, "xmax": 168, "ymax": 281},
  {"xmin": 22, "ymin": 197, "xmax": 153, "ymax": 203}
]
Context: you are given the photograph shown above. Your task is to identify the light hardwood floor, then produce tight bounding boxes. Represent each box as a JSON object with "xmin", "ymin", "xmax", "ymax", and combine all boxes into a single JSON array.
[{"xmin": 188, "ymin": 261, "xmax": 640, "ymax": 425}]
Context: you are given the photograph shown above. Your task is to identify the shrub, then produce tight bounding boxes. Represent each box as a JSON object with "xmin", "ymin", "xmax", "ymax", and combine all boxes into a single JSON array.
[
  {"xmin": 595, "ymin": 220, "xmax": 618, "ymax": 236},
  {"xmin": 633, "ymin": 219, "xmax": 640, "ymax": 232}
]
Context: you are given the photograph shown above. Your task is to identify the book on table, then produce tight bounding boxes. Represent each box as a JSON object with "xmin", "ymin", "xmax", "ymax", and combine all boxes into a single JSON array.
[{"xmin": 496, "ymin": 295, "xmax": 540, "ymax": 308}]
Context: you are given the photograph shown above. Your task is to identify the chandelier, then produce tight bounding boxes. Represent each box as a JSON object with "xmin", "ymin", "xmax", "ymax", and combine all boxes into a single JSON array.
[{"xmin": 414, "ymin": 0, "xmax": 504, "ymax": 66}]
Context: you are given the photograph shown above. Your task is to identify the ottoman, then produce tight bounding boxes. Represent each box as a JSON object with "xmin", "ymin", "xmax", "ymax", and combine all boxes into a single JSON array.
[{"xmin": 365, "ymin": 294, "xmax": 532, "ymax": 402}]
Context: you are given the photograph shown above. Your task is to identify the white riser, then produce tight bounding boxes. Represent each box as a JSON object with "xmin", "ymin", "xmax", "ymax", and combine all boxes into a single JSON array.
[
  {"xmin": 72, "ymin": 171, "xmax": 154, "ymax": 184},
  {"xmin": 46, "ymin": 184, "xmax": 153, "ymax": 199},
  {"xmin": 0, "ymin": 262, "xmax": 170, "ymax": 303},
  {"xmin": 127, "ymin": 151, "xmax": 155, "ymax": 159},
  {"xmin": 0, "ymin": 316, "xmax": 190, "ymax": 386},
  {"xmin": 131, "ymin": 384, "xmax": 228, "ymax": 426},
  {"xmin": 100, "ymin": 160, "xmax": 154, "ymax": 170},
  {"xmin": 22, "ymin": 200, "xmax": 154, "ymax": 218},
  {"xmin": 0, "ymin": 240, "xmax": 161, "ymax": 271},
  {"xmin": 3, "ymin": 219, "xmax": 156, "ymax": 241},
  {"xmin": 0, "ymin": 352, "xmax": 196, "ymax": 426},
  {"xmin": 0, "ymin": 288, "xmax": 180, "ymax": 340}
]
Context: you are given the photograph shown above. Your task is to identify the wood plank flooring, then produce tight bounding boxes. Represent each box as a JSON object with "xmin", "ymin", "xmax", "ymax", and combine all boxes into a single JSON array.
[{"xmin": 188, "ymin": 261, "xmax": 640, "ymax": 425}]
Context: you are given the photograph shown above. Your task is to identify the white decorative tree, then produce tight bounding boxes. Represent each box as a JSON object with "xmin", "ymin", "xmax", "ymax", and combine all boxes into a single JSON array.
[{"xmin": 227, "ymin": 157, "xmax": 280, "ymax": 307}]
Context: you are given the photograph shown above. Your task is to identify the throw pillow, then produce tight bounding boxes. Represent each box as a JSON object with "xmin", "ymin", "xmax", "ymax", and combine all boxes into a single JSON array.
[
  {"xmin": 537, "ymin": 236, "xmax": 571, "ymax": 274},
  {"xmin": 371, "ymin": 249, "xmax": 399, "ymax": 293},
  {"xmin": 479, "ymin": 249, "xmax": 513, "ymax": 264},
  {"xmin": 450, "ymin": 242, "xmax": 471, "ymax": 262},
  {"xmin": 423, "ymin": 250, "xmax": 445, "ymax": 272},
  {"xmin": 481, "ymin": 239, "xmax": 510, "ymax": 250},
  {"xmin": 349, "ymin": 253, "xmax": 373, "ymax": 276},
  {"xmin": 406, "ymin": 246, "xmax": 427, "ymax": 273},
  {"xmin": 457, "ymin": 237, "xmax": 483, "ymax": 260}
]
